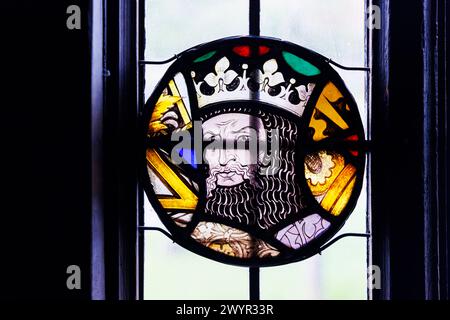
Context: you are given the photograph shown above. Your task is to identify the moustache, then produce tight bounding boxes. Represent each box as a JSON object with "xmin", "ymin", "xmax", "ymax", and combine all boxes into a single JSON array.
[{"xmin": 209, "ymin": 163, "xmax": 250, "ymax": 176}]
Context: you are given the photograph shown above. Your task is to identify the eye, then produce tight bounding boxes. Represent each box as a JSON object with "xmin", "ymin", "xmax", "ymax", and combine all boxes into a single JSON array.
[
  {"xmin": 235, "ymin": 135, "xmax": 251, "ymax": 149},
  {"xmin": 236, "ymin": 135, "xmax": 250, "ymax": 143},
  {"xmin": 203, "ymin": 133, "xmax": 215, "ymax": 141}
]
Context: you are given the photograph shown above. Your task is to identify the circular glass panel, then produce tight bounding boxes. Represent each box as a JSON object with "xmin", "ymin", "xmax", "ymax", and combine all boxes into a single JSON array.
[{"xmin": 143, "ymin": 36, "xmax": 365, "ymax": 267}]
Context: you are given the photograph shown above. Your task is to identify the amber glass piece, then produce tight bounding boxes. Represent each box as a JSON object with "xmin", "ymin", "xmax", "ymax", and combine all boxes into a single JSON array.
[
  {"xmin": 329, "ymin": 176, "xmax": 356, "ymax": 216},
  {"xmin": 305, "ymin": 151, "xmax": 356, "ymax": 216},
  {"xmin": 309, "ymin": 82, "xmax": 350, "ymax": 141},
  {"xmin": 148, "ymin": 79, "xmax": 192, "ymax": 137},
  {"xmin": 320, "ymin": 164, "xmax": 356, "ymax": 216},
  {"xmin": 305, "ymin": 151, "xmax": 346, "ymax": 195},
  {"xmin": 146, "ymin": 149, "xmax": 198, "ymax": 210}
]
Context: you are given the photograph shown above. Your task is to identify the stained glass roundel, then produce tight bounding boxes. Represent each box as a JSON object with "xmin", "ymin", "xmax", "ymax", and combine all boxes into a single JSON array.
[{"xmin": 143, "ymin": 36, "xmax": 365, "ymax": 267}]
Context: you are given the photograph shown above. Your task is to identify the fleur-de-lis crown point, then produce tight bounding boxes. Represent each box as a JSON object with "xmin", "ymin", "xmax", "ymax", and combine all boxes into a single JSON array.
[{"xmin": 191, "ymin": 56, "xmax": 316, "ymax": 118}]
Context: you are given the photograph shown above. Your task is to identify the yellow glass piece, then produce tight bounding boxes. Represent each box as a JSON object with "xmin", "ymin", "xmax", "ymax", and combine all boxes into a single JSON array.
[
  {"xmin": 148, "ymin": 95, "xmax": 181, "ymax": 136},
  {"xmin": 306, "ymin": 152, "xmax": 346, "ymax": 195},
  {"xmin": 146, "ymin": 149, "xmax": 198, "ymax": 210},
  {"xmin": 331, "ymin": 176, "xmax": 356, "ymax": 216},
  {"xmin": 148, "ymin": 121, "xmax": 169, "ymax": 134},
  {"xmin": 148, "ymin": 79, "xmax": 192, "ymax": 136},
  {"xmin": 320, "ymin": 164, "xmax": 357, "ymax": 216},
  {"xmin": 168, "ymin": 80, "xmax": 191, "ymax": 126},
  {"xmin": 310, "ymin": 82, "xmax": 349, "ymax": 141},
  {"xmin": 309, "ymin": 110, "xmax": 328, "ymax": 142},
  {"xmin": 150, "ymin": 95, "xmax": 181, "ymax": 122}
]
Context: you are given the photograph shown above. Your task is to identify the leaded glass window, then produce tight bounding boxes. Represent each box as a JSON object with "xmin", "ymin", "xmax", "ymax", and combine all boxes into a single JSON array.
[{"xmin": 141, "ymin": 0, "xmax": 369, "ymax": 300}]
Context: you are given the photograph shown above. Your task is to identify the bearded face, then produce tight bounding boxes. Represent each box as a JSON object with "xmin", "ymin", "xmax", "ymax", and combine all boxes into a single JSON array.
[
  {"xmin": 203, "ymin": 113, "xmax": 266, "ymax": 196},
  {"xmin": 201, "ymin": 110, "xmax": 305, "ymax": 231}
]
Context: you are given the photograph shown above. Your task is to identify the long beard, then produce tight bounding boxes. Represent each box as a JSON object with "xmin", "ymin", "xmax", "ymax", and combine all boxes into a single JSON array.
[
  {"xmin": 205, "ymin": 181, "xmax": 257, "ymax": 226},
  {"xmin": 204, "ymin": 150, "xmax": 305, "ymax": 230}
]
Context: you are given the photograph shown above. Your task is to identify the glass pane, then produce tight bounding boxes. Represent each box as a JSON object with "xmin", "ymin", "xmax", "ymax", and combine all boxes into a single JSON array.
[
  {"xmin": 261, "ymin": 0, "xmax": 367, "ymax": 136},
  {"xmin": 260, "ymin": 0, "xmax": 368, "ymax": 299},
  {"xmin": 261, "ymin": 172, "xmax": 368, "ymax": 300},
  {"xmin": 144, "ymin": 198, "xmax": 249, "ymax": 300},
  {"xmin": 143, "ymin": 0, "xmax": 369, "ymax": 300},
  {"xmin": 144, "ymin": 0, "xmax": 249, "ymax": 300},
  {"xmin": 144, "ymin": 0, "xmax": 249, "ymax": 100}
]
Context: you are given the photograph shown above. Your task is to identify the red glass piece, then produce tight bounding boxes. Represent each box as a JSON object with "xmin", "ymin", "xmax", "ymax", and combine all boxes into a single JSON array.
[
  {"xmin": 345, "ymin": 134, "xmax": 359, "ymax": 141},
  {"xmin": 258, "ymin": 45, "xmax": 270, "ymax": 56},
  {"xmin": 233, "ymin": 46, "xmax": 251, "ymax": 57}
]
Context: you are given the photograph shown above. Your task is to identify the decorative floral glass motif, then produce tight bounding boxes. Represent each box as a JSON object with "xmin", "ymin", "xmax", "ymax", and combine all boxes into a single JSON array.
[{"xmin": 143, "ymin": 37, "xmax": 365, "ymax": 266}]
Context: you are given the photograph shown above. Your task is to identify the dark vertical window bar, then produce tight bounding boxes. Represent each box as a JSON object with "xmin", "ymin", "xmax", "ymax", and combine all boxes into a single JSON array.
[
  {"xmin": 90, "ymin": 0, "xmax": 106, "ymax": 300},
  {"xmin": 138, "ymin": 0, "xmax": 146, "ymax": 301},
  {"xmin": 249, "ymin": 0, "xmax": 260, "ymax": 36},
  {"xmin": 423, "ymin": 0, "xmax": 439, "ymax": 300},
  {"xmin": 426, "ymin": 0, "xmax": 450, "ymax": 300},
  {"xmin": 422, "ymin": 0, "xmax": 450, "ymax": 300},
  {"xmin": 369, "ymin": 0, "xmax": 391, "ymax": 300},
  {"xmin": 104, "ymin": 0, "xmax": 119, "ymax": 299},
  {"xmin": 365, "ymin": 0, "xmax": 372, "ymax": 301},
  {"xmin": 249, "ymin": 267, "xmax": 260, "ymax": 300},
  {"xmin": 437, "ymin": 0, "xmax": 450, "ymax": 300},
  {"xmin": 249, "ymin": 0, "xmax": 261, "ymax": 301},
  {"xmin": 104, "ymin": 0, "xmax": 139, "ymax": 300},
  {"xmin": 371, "ymin": 0, "xmax": 450, "ymax": 300},
  {"xmin": 443, "ymin": 0, "xmax": 450, "ymax": 300}
]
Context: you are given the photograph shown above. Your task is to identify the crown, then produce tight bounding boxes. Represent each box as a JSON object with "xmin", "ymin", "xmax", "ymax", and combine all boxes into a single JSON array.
[{"xmin": 190, "ymin": 56, "xmax": 315, "ymax": 118}]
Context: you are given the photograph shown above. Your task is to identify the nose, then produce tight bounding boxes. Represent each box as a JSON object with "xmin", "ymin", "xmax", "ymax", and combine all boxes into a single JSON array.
[{"xmin": 219, "ymin": 149, "xmax": 236, "ymax": 166}]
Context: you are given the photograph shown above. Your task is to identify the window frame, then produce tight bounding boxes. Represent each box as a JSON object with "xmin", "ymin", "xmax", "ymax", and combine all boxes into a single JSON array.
[
  {"xmin": 92, "ymin": 0, "xmax": 450, "ymax": 300},
  {"xmin": 137, "ymin": 0, "xmax": 370, "ymax": 300},
  {"xmin": 370, "ymin": 0, "xmax": 450, "ymax": 300}
]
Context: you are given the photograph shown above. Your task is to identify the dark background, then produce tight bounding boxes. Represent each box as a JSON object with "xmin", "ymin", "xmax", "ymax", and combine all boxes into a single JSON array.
[{"xmin": 1, "ymin": 1, "xmax": 91, "ymax": 299}]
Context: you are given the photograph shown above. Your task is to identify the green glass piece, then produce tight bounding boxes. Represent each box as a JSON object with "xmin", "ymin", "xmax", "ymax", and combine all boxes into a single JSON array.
[
  {"xmin": 282, "ymin": 51, "xmax": 321, "ymax": 76},
  {"xmin": 194, "ymin": 51, "xmax": 217, "ymax": 63}
]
